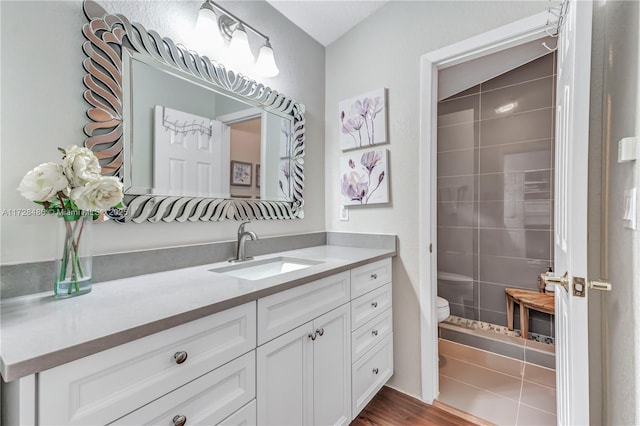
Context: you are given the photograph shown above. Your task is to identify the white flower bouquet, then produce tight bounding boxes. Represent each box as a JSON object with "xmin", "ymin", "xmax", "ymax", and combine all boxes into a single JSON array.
[{"xmin": 17, "ymin": 145, "xmax": 124, "ymax": 297}]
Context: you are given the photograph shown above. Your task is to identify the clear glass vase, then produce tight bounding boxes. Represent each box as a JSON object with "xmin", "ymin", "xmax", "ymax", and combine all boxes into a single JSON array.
[{"xmin": 54, "ymin": 212, "xmax": 93, "ymax": 298}]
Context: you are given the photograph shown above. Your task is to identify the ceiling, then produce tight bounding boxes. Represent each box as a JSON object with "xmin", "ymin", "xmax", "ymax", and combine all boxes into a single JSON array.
[{"xmin": 265, "ymin": 1, "xmax": 389, "ymax": 47}]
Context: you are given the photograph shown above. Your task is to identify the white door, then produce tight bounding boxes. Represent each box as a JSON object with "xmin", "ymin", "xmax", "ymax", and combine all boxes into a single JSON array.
[
  {"xmin": 256, "ymin": 322, "xmax": 314, "ymax": 426},
  {"xmin": 553, "ymin": 1, "xmax": 592, "ymax": 424},
  {"xmin": 312, "ymin": 305, "xmax": 351, "ymax": 426},
  {"xmin": 153, "ymin": 106, "xmax": 227, "ymax": 197}
]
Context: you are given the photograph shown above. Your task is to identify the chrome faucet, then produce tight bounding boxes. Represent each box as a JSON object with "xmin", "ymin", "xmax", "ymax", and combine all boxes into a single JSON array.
[{"xmin": 230, "ymin": 221, "xmax": 258, "ymax": 263}]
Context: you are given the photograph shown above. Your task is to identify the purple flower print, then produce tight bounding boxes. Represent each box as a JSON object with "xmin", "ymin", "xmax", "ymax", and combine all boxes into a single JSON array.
[
  {"xmin": 341, "ymin": 95, "xmax": 384, "ymax": 147},
  {"xmin": 360, "ymin": 151, "xmax": 381, "ymax": 173},
  {"xmin": 341, "ymin": 150, "xmax": 387, "ymax": 205},
  {"xmin": 341, "ymin": 111, "xmax": 364, "ymax": 147},
  {"xmin": 341, "ymin": 172, "xmax": 369, "ymax": 203}
]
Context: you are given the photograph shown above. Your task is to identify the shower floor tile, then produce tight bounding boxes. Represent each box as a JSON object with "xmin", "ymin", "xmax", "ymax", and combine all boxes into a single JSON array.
[{"xmin": 438, "ymin": 339, "xmax": 557, "ymax": 426}]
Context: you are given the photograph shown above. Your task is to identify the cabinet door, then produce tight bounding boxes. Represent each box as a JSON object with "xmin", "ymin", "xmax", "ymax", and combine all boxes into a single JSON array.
[
  {"xmin": 257, "ymin": 322, "xmax": 314, "ymax": 426},
  {"xmin": 313, "ymin": 304, "xmax": 351, "ymax": 426}
]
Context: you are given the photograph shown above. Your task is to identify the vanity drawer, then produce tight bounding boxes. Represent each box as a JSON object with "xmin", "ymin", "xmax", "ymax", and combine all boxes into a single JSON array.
[
  {"xmin": 257, "ymin": 271, "xmax": 350, "ymax": 345},
  {"xmin": 111, "ymin": 351, "xmax": 256, "ymax": 425},
  {"xmin": 352, "ymin": 308, "xmax": 392, "ymax": 362},
  {"xmin": 39, "ymin": 302, "xmax": 256, "ymax": 426},
  {"xmin": 219, "ymin": 399, "xmax": 256, "ymax": 426},
  {"xmin": 350, "ymin": 258, "xmax": 392, "ymax": 299},
  {"xmin": 351, "ymin": 283, "xmax": 392, "ymax": 331},
  {"xmin": 352, "ymin": 334, "xmax": 394, "ymax": 417}
]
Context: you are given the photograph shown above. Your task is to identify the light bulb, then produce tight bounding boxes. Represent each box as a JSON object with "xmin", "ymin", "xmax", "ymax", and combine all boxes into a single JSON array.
[
  {"xmin": 255, "ymin": 41, "xmax": 279, "ymax": 77},
  {"xmin": 228, "ymin": 23, "xmax": 254, "ymax": 66},
  {"xmin": 194, "ymin": 6, "xmax": 223, "ymax": 58}
]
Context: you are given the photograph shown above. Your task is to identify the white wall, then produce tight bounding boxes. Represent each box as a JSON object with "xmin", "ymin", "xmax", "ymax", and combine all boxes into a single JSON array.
[
  {"xmin": 598, "ymin": 1, "xmax": 640, "ymax": 423},
  {"xmin": 0, "ymin": 0, "xmax": 325, "ymax": 263},
  {"xmin": 325, "ymin": 1, "xmax": 548, "ymax": 397}
]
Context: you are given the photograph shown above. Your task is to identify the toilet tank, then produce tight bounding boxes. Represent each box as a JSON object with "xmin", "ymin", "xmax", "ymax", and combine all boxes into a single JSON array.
[{"xmin": 437, "ymin": 271, "xmax": 474, "ymax": 318}]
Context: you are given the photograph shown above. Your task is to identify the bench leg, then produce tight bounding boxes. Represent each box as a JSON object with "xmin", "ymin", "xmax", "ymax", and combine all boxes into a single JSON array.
[
  {"xmin": 520, "ymin": 304, "xmax": 529, "ymax": 339},
  {"xmin": 506, "ymin": 295, "xmax": 514, "ymax": 331}
]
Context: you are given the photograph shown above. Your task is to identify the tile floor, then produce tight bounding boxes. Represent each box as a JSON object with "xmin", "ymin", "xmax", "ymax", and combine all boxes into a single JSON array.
[{"xmin": 438, "ymin": 339, "xmax": 556, "ymax": 426}]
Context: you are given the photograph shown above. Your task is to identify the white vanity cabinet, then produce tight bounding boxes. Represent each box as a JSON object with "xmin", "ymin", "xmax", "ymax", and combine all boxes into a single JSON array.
[
  {"xmin": 349, "ymin": 258, "xmax": 394, "ymax": 419},
  {"xmin": 256, "ymin": 272, "xmax": 351, "ymax": 426},
  {"xmin": 38, "ymin": 302, "xmax": 256, "ymax": 426},
  {"xmin": 1, "ymin": 255, "xmax": 395, "ymax": 426}
]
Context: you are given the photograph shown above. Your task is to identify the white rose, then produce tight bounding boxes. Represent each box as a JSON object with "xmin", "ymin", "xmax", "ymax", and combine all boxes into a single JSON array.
[
  {"xmin": 17, "ymin": 162, "xmax": 69, "ymax": 202},
  {"xmin": 63, "ymin": 145, "xmax": 101, "ymax": 187},
  {"xmin": 70, "ymin": 176, "xmax": 124, "ymax": 212}
]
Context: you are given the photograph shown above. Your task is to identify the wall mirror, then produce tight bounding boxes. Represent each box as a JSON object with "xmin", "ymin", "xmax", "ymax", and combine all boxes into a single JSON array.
[{"xmin": 81, "ymin": 0, "xmax": 305, "ymax": 223}]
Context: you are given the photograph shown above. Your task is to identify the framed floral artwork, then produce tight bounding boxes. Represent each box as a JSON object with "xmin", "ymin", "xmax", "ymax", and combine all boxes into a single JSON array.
[
  {"xmin": 340, "ymin": 149, "xmax": 389, "ymax": 205},
  {"xmin": 339, "ymin": 88, "xmax": 387, "ymax": 151},
  {"xmin": 230, "ymin": 161, "xmax": 252, "ymax": 187}
]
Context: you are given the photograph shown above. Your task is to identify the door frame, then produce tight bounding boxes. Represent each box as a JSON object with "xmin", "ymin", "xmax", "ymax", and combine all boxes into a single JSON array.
[{"xmin": 418, "ymin": 11, "xmax": 557, "ymax": 403}]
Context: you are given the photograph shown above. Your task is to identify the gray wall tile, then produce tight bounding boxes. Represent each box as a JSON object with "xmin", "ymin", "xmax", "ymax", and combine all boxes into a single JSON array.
[
  {"xmin": 480, "ymin": 110, "xmax": 553, "ymax": 147},
  {"xmin": 437, "ymin": 121, "xmax": 479, "ymax": 152},
  {"xmin": 438, "ymin": 94, "xmax": 480, "ymax": 127},
  {"xmin": 479, "ymin": 170, "xmax": 552, "ymax": 201},
  {"xmin": 479, "ymin": 229, "xmax": 551, "ymax": 260},
  {"xmin": 482, "ymin": 54, "xmax": 554, "ymax": 92},
  {"xmin": 442, "ymin": 84, "xmax": 481, "ymax": 101},
  {"xmin": 440, "ymin": 327, "xmax": 525, "ymax": 360},
  {"xmin": 438, "ymin": 227, "xmax": 477, "ymax": 254},
  {"xmin": 525, "ymin": 347, "xmax": 555, "ymax": 369},
  {"xmin": 479, "ymin": 200, "xmax": 552, "ymax": 230},
  {"xmin": 481, "ymin": 77, "xmax": 554, "ymax": 120},
  {"xmin": 479, "ymin": 255, "xmax": 551, "ymax": 289},
  {"xmin": 438, "ymin": 148, "xmax": 477, "ymax": 177},
  {"xmin": 479, "ymin": 139, "xmax": 553, "ymax": 174},
  {"xmin": 438, "ymin": 176, "xmax": 477, "ymax": 202},
  {"xmin": 437, "ymin": 252, "xmax": 477, "ymax": 280},
  {"xmin": 438, "ymin": 202, "xmax": 476, "ymax": 228}
]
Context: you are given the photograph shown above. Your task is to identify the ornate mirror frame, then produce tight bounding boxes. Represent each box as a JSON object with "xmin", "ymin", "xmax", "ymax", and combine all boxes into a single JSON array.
[{"xmin": 81, "ymin": 0, "xmax": 305, "ymax": 223}]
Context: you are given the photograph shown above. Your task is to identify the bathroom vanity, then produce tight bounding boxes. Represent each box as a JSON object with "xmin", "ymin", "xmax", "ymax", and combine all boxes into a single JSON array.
[{"xmin": 1, "ymin": 245, "xmax": 394, "ymax": 425}]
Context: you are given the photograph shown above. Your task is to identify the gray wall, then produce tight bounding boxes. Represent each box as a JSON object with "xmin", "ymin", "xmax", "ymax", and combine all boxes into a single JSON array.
[
  {"xmin": 597, "ymin": 0, "xmax": 640, "ymax": 424},
  {"xmin": 0, "ymin": 0, "xmax": 325, "ymax": 264},
  {"xmin": 325, "ymin": 0, "xmax": 549, "ymax": 398},
  {"xmin": 437, "ymin": 54, "xmax": 556, "ymax": 339}
]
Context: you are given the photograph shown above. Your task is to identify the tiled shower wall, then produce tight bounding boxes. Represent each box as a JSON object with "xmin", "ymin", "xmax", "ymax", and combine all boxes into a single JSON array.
[{"xmin": 436, "ymin": 54, "xmax": 556, "ymax": 337}]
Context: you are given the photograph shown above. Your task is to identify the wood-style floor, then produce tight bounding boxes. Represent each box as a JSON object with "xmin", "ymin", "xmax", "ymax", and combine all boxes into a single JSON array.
[{"xmin": 350, "ymin": 386, "xmax": 482, "ymax": 426}]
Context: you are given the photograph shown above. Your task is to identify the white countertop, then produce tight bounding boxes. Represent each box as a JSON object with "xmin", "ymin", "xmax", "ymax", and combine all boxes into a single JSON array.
[{"xmin": 0, "ymin": 245, "xmax": 394, "ymax": 382}]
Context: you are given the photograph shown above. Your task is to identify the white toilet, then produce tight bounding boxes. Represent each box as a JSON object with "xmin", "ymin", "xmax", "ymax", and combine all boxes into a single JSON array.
[{"xmin": 437, "ymin": 296, "xmax": 450, "ymax": 322}]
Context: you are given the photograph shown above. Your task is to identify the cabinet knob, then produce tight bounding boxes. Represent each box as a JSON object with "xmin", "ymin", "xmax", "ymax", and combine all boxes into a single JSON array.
[
  {"xmin": 308, "ymin": 332, "xmax": 317, "ymax": 341},
  {"xmin": 372, "ymin": 368, "xmax": 379, "ymax": 375},
  {"xmin": 371, "ymin": 273, "xmax": 378, "ymax": 280},
  {"xmin": 172, "ymin": 415, "xmax": 187, "ymax": 426},
  {"xmin": 173, "ymin": 351, "xmax": 188, "ymax": 364},
  {"xmin": 372, "ymin": 329, "xmax": 378, "ymax": 336},
  {"xmin": 371, "ymin": 301, "xmax": 378, "ymax": 308}
]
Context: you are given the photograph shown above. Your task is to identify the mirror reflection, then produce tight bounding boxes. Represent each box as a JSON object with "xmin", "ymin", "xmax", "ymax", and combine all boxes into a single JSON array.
[{"xmin": 125, "ymin": 50, "xmax": 292, "ymax": 201}]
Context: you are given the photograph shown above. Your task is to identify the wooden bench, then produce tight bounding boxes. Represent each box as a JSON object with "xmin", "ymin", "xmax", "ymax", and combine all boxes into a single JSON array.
[{"xmin": 505, "ymin": 288, "xmax": 554, "ymax": 339}]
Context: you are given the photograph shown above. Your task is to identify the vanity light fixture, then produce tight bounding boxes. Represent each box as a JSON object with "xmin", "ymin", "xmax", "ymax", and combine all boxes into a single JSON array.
[{"xmin": 195, "ymin": 1, "xmax": 280, "ymax": 77}]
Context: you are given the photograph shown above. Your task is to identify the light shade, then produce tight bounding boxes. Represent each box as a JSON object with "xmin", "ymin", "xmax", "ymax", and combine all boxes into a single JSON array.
[
  {"xmin": 255, "ymin": 41, "xmax": 279, "ymax": 77},
  {"xmin": 228, "ymin": 23, "xmax": 254, "ymax": 66},
  {"xmin": 194, "ymin": 7, "xmax": 224, "ymax": 57}
]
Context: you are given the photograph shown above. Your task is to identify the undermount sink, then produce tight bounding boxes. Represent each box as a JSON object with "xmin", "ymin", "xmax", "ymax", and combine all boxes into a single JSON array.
[{"xmin": 210, "ymin": 257, "xmax": 323, "ymax": 280}]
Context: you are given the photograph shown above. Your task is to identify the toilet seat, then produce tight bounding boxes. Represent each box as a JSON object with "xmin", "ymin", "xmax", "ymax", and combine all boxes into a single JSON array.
[{"xmin": 436, "ymin": 296, "xmax": 450, "ymax": 322}]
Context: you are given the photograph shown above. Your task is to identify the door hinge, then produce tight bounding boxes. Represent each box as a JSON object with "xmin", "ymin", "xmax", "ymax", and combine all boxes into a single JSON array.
[{"xmin": 429, "ymin": 243, "xmax": 433, "ymax": 253}]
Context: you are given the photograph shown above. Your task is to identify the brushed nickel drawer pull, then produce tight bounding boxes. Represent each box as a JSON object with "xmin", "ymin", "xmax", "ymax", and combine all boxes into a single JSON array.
[
  {"xmin": 316, "ymin": 328, "xmax": 325, "ymax": 336},
  {"xmin": 372, "ymin": 368, "xmax": 379, "ymax": 375},
  {"xmin": 173, "ymin": 415, "xmax": 187, "ymax": 426},
  {"xmin": 308, "ymin": 332, "xmax": 317, "ymax": 341},
  {"xmin": 371, "ymin": 273, "xmax": 378, "ymax": 279},
  {"xmin": 372, "ymin": 329, "xmax": 378, "ymax": 336},
  {"xmin": 173, "ymin": 351, "xmax": 188, "ymax": 364},
  {"xmin": 371, "ymin": 301, "xmax": 378, "ymax": 308}
]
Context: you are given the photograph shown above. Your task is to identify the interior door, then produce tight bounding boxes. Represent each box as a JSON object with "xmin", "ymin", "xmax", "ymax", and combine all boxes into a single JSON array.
[{"xmin": 553, "ymin": 1, "xmax": 592, "ymax": 424}]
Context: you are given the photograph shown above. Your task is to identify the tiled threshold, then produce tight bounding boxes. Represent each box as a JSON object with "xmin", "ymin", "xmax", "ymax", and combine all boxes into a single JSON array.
[
  {"xmin": 438, "ymin": 339, "xmax": 557, "ymax": 426},
  {"xmin": 439, "ymin": 320, "xmax": 555, "ymax": 369}
]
